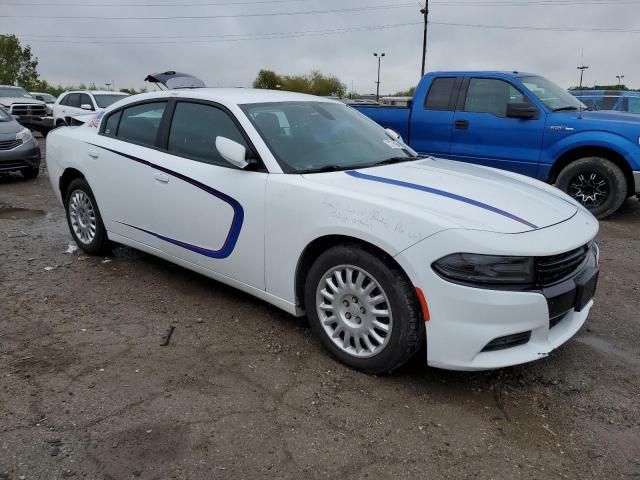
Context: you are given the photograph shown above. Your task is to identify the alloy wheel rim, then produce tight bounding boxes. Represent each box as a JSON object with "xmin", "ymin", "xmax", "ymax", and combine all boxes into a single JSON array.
[
  {"xmin": 568, "ymin": 172, "xmax": 609, "ymax": 208},
  {"xmin": 316, "ymin": 265, "xmax": 393, "ymax": 358},
  {"xmin": 69, "ymin": 190, "xmax": 96, "ymax": 245}
]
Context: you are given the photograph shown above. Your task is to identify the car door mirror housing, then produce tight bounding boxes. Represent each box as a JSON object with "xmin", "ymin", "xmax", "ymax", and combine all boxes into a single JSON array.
[
  {"xmin": 506, "ymin": 102, "xmax": 537, "ymax": 119},
  {"xmin": 80, "ymin": 103, "xmax": 94, "ymax": 111},
  {"xmin": 216, "ymin": 136, "xmax": 249, "ymax": 169}
]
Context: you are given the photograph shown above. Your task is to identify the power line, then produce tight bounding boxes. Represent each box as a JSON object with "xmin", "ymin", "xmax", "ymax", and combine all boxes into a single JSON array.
[
  {"xmin": 2, "ymin": 0, "xmax": 311, "ymax": 6},
  {"xmin": 0, "ymin": 3, "xmax": 417, "ymax": 19},
  {"xmin": 12, "ymin": 22, "xmax": 423, "ymax": 45},
  {"xmin": 430, "ymin": 20, "xmax": 640, "ymax": 33}
]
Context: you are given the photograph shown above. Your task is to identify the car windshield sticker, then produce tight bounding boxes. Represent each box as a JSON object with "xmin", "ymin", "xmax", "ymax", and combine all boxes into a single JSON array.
[{"xmin": 383, "ymin": 139, "xmax": 403, "ymax": 149}]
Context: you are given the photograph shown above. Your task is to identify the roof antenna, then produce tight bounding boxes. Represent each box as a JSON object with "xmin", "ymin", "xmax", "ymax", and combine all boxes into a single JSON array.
[{"xmin": 577, "ymin": 49, "xmax": 588, "ymax": 119}]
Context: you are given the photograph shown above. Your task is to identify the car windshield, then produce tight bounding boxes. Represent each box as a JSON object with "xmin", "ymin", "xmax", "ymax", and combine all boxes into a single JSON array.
[
  {"xmin": 93, "ymin": 94, "xmax": 128, "ymax": 108},
  {"xmin": 0, "ymin": 87, "xmax": 33, "ymax": 99},
  {"xmin": 520, "ymin": 76, "xmax": 586, "ymax": 111},
  {"xmin": 33, "ymin": 93, "xmax": 56, "ymax": 103},
  {"xmin": 0, "ymin": 107, "xmax": 10, "ymax": 122},
  {"xmin": 240, "ymin": 101, "xmax": 416, "ymax": 173}
]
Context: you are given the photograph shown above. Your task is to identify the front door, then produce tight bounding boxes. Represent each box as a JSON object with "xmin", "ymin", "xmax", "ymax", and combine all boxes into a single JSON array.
[
  {"xmin": 449, "ymin": 77, "xmax": 545, "ymax": 177},
  {"xmin": 149, "ymin": 100, "xmax": 267, "ymax": 289}
]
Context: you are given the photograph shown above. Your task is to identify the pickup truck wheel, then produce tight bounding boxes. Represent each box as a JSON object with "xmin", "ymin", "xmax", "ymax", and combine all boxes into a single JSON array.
[
  {"xmin": 304, "ymin": 245, "xmax": 424, "ymax": 374},
  {"xmin": 65, "ymin": 178, "xmax": 112, "ymax": 255},
  {"xmin": 556, "ymin": 157, "xmax": 627, "ymax": 219}
]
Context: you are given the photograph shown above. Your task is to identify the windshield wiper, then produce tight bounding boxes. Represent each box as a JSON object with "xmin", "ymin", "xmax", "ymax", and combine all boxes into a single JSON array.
[
  {"xmin": 298, "ymin": 164, "xmax": 349, "ymax": 174},
  {"xmin": 552, "ymin": 106, "xmax": 579, "ymax": 112},
  {"xmin": 368, "ymin": 156, "xmax": 418, "ymax": 167}
]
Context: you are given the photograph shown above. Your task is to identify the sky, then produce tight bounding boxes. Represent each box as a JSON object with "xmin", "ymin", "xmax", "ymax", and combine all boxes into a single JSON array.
[{"xmin": 1, "ymin": 0, "xmax": 639, "ymax": 94}]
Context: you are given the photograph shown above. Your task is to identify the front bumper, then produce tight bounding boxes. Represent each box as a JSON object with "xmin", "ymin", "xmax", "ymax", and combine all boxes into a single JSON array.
[
  {"xmin": 395, "ymin": 208, "xmax": 599, "ymax": 371},
  {"xmin": 0, "ymin": 139, "xmax": 41, "ymax": 172},
  {"xmin": 13, "ymin": 115, "xmax": 54, "ymax": 130}
]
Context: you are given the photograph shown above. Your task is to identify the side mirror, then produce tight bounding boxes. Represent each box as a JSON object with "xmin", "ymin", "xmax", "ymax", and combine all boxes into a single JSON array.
[
  {"xmin": 506, "ymin": 102, "xmax": 537, "ymax": 119},
  {"xmin": 216, "ymin": 136, "xmax": 248, "ymax": 169},
  {"xmin": 384, "ymin": 128, "xmax": 402, "ymax": 142},
  {"xmin": 80, "ymin": 103, "xmax": 94, "ymax": 111}
]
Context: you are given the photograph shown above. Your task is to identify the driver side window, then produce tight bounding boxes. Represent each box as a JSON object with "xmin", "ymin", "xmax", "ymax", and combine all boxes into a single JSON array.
[
  {"xmin": 167, "ymin": 102, "xmax": 249, "ymax": 168},
  {"xmin": 464, "ymin": 78, "xmax": 525, "ymax": 118}
]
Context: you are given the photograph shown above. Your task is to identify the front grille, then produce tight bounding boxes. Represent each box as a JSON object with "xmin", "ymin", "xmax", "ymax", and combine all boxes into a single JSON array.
[
  {"xmin": 0, "ymin": 160, "xmax": 29, "ymax": 171},
  {"xmin": 481, "ymin": 331, "xmax": 532, "ymax": 352},
  {"xmin": 9, "ymin": 104, "xmax": 47, "ymax": 116},
  {"xmin": 0, "ymin": 139, "xmax": 22, "ymax": 150},
  {"xmin": 536, "ymin": 244, "xmax": 590, "ymax": 287},
  {"xmin": 549, "ymin": 312, "xmax": 569, "ymax": 329}
]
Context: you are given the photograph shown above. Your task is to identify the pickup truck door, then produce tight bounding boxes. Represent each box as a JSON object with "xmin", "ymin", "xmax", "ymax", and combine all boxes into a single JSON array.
[
  {"xmin": 448, "ymin": 77, "xmax": 545, "ymax": 177},
  {"xmin": 409, "ymin": 76, "xmax": 460, "ymax": 156},
  {"xmin": 148, "ymin": 100, "xmax": 267, "ymax": 289}
]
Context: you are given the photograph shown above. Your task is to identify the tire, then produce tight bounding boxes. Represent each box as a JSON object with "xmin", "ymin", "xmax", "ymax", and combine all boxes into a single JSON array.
[
  {"xmin": 64, "ymin": 178, "xmax": 112, "ymax": 255},
  {"xmin": 39, "ymin": 128, "xmax": 51, "ymax": 137},
  {"xmin": 304, "ymin": 245, "xmax": 425, "ymax": 374},
  {"xmin": 21, "ymin": 166, "xmax": 39, "ymax": 179},
  {"xmin": 555, "ymin": 157, "xmax": 627, "ymax": 219}
]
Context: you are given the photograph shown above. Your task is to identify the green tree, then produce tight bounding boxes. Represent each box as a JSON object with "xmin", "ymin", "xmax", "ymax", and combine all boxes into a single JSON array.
[
  {"xmin": 0, "ymin": 34, "xmax": 40, "ymax": 89},
  {"xmin": 392, "ymin": 86, "xmax": 416, "ymax": 97},
  {"xmin": 253, "ymin": 69, "xmax": 281, "ymax": 90}
]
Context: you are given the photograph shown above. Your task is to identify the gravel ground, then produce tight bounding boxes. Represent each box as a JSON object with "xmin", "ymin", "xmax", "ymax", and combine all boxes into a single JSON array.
[{"xmin": 1, "ymin": 136, "xmax": 639, "ymax": 479}]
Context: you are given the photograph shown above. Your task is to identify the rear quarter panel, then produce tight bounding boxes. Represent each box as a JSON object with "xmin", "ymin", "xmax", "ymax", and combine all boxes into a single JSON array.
[{"xmin": 46, "ymin": 126, "xmax": 93, "ymax": 205}]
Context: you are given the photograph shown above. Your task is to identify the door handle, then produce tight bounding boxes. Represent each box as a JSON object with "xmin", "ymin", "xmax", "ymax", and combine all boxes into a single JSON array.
[
  {"xmin": 454, "ymin": 119, "xmax": 469, "ymax": 130},
  {"xmin": 154, "ymin": 172, "xmax": 170, "ymax": 183},
  {"xmin": 88, "ymin": 150, "xmax": 99, "ymax": 159}
]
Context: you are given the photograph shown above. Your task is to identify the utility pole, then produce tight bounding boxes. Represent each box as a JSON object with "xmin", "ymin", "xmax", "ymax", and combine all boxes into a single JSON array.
[
  {"xmin": 374, "ymin": 52, "xmax": 385, "ymax": 102},
  {"xmin": 577, "ymin": 65, "xmax": 589, "ymax": 93},
  {"xmin": 420, "ymin": 1, "xmax": 429, "ymax": 77},
  {"xmin": 616, "ymin": 75, "xmax": 624, "ymax": 89}
]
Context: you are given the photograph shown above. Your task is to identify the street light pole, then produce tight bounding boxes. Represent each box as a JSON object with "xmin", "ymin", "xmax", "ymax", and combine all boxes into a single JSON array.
[
  {"xmin": 420, "ymin": 1, "xmax": 429, "ymax": 77},
  {"xmin": 374, "ymin": 52, "xmax": 385, "ymax": 103},
  {"xmin": 616, "ymin": 75, "xmax": 624, "ymax": 89}
]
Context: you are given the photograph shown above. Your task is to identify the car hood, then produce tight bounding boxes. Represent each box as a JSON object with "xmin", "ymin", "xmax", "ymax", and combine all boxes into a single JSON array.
[
  {"xmin": 0, "ymin": 119, "xmax": 23, "ymax": 137},
  {"xmin": 0, "ymin": 97, "xmax": 45, "ymax": 106},
  {"xmin": 302, "ymin": 157, "xmax": 578, "ymax": 234}
]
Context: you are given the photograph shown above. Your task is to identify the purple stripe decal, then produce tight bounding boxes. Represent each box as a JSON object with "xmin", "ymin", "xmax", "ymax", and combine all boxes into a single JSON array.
[
  {"xmin": 346, "ymin": 170, "xmax": 538, "ymax": 229},
  {"xmin": 91, "ymin": 144, "xmax": 243, "ymax": 259}
]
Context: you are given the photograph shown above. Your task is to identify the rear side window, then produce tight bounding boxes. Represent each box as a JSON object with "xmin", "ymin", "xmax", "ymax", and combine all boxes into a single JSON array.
[
  {"xmin": 424, "ymin": 78, "xmax": 456, "ymax": 110},
  {"xmin": 103, "ymin": 110, "xmax": 121, "ymax": 137},
  {"xmin": 116, "ymin": 102, "xmax": 166, "ymax": 148},
  {"xmin": 66, "ymin": 93, "xmax": 81, "ymax": 108},
  {"xmin": 168, "ymin": 101, "xmax": 249, "ymax": 167}
]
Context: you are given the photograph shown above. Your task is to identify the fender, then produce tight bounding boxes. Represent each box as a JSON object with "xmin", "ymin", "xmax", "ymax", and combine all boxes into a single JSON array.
[{"xmin": 542, "ymin": 129, "xmax": 640, "ymax": 177}]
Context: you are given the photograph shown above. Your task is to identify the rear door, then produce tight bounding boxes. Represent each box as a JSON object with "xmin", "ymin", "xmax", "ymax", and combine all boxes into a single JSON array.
[
  {"xmin": 449, "ymin": 77, "xmax": 545, "ymax": 177},
  {"xmin": 409, "ymin": 76, "xmax": 460, "ymax": 156},
  {"xmin": 149, "ymin": 99, "xmax": 268, "ymax": 289}
]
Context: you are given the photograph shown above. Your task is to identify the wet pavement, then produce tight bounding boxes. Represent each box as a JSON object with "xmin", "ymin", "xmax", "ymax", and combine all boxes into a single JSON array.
[{"xmin": 1, "ymin": 137, "xmax": 639, "ymax": 479}]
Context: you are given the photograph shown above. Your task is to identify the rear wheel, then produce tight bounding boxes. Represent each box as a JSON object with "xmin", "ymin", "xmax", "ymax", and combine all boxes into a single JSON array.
[
  {"xmin": 64, "ymin": 178, "xmax": 112, "ymax": 255},
  {"xmin": 556, "ymin": 157, "xmax": 627, "ymax": 219},
  {"xmin": 304, "ymin": 245, "xmax": 424, "ymax": 374}
]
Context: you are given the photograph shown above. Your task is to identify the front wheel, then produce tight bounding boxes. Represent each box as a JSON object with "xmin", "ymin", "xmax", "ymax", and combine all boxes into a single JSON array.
[
  {"xmin": 64, "ymin": 178, "xmax": 112, "ymax": 255},
  {"xmin": 21, "ymin": 166, "xmax": 39, "ymax": 179},
  {"xmin": 556, "ymin": 157, "xmax": 627, "ymax": 219},
  {"xmin": 304, "ymin": 245, "xmax": 425, "ymax": 374}
]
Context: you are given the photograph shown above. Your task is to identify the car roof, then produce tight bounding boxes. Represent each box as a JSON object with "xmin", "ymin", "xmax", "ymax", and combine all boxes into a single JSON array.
[
  {"xmin": 120, "ymin": 88, "xmax": 341, "ymax": 106},
  {"xmin": 428, "ymin": 71, "xmax": 538, "ymax": 78},
  {"xmin": 63, "ymin": 90, "xmax": 129, "ymax": 95}
]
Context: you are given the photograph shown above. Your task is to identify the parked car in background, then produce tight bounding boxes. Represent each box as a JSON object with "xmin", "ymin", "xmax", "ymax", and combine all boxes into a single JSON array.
[
  {"xmin": 46, "ymin": 78, "xmax": 599, "ymax": 373},
  {"xmin": 380, "ymin": 96, "xmax": 412, "ymax": 107},
  {"xmin": 0, "ymin": 106, "xmax": 41, "ymax": 178},
  {"xmin": 0, "ymin": 85, "xmax": 54, "ymax": 137},
  {"xmin": 569, "ymin": 89, "xmax": 640, "ymax": 114},
  {"xmin": 53, "ymin": 90, "xmax": 129, "ymax": 127},
  {"xmin": 30, "ymin": 92, "xmax": 57, "ymax": 105},
  {"xmin": 355, "ymin": 71, "xmax": 640, "ymax": 218}
]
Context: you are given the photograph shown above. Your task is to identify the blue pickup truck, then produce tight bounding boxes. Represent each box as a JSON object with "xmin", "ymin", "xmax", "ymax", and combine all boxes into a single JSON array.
[{"xmin": 354, "ymin": 71, "xmax": 640, "ymax": 218}]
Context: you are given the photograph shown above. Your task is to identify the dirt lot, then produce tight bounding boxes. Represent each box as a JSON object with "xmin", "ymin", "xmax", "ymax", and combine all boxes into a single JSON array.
[{"xmin": 1, "ymin": 137, "xmax": 639, "ymax": 479}]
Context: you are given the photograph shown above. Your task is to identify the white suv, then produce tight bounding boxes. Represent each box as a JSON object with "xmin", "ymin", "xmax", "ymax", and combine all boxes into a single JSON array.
[{"xmin": 53, "ymin": 90, "xmax": 129, "ymax": 126}]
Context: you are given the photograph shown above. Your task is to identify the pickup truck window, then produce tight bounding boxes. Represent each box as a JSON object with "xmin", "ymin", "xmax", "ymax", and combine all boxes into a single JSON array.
[
  {"xmin": 103, "ymin": 110, "xmax": 121, "ymax": 137},
  {"xmin": 66, "ymin": 93, "xmax": 81, "ymax": 108},
  {"xmin": 520, "ymin": 76, "xmax": 585, "ymax": 112},
  {"xmin": 424, "ymin": 77, "xmax": 457, "ymax": 110},
  {"xmin": 168, "ymin": 101, "xmax": 249, "ymax": 168},
  {"xmin": 463, "ymin": 78, "xmax": 524, "ymax": 118}
]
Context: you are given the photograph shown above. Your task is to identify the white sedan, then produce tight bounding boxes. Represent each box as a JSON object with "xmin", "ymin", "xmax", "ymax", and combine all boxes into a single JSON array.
[{"xmin": 46, "ymin": 86, "xmax": 599, "ymax": 373}]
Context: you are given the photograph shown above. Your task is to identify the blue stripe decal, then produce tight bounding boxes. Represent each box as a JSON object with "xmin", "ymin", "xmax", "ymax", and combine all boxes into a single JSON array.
[
  {"xmin": 90, "ymin": 144, "xmax": 244, "ymax": 259},
  {"xmin": 346, "ymin": 170, "xmax": 538, "ymax": 229}
]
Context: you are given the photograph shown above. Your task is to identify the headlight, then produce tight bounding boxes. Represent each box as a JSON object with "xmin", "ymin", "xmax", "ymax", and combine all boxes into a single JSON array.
[
  {"xmin": 46, "ymin": 106, "xmax": 53, "ymax": 115},
  {"xmin": 16, "ymin": 128, "xmax": 33, "ymax": 143},
  {"xmin": 432, "ymin": 253, "xmax": 535, "ymax": 287}
]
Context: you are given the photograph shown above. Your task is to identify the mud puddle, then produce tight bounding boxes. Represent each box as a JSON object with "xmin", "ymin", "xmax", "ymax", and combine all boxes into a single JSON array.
[{"xmin": 0, "ymin": 207, "xmax": 47, "ymax": 220}]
